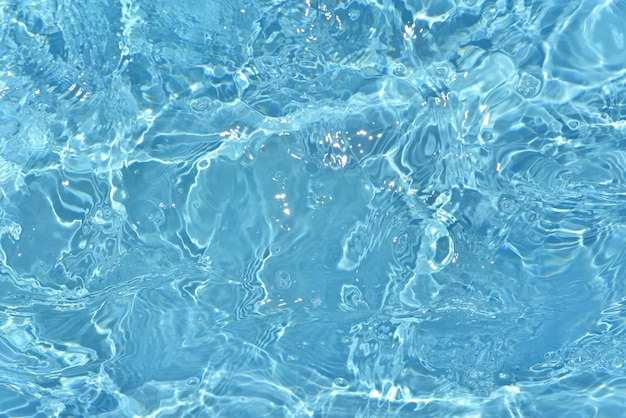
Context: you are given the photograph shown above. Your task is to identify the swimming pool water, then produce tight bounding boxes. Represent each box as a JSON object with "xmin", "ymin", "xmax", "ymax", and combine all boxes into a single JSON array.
[{"xmin": 1, "ymin": 0, "xmax": 626, "ymax": 416}]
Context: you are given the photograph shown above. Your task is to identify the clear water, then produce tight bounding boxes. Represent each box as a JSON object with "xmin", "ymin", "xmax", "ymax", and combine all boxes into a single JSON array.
[{"xmin": 1, "ymin": 0, "xmax": 625, "ymax": 416}]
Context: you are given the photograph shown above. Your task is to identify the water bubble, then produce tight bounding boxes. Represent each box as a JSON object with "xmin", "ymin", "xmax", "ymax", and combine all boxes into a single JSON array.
[
  {"xmin": 186, "ymin": 377, "xmax": 199, "ymax": 386},
  {"xmin": 498, "ymin": 194, "xmax": 518, "ymax": 213},
  {"xmin": 483, "ymin": 6, "xmax": 497, "ymax": 19},
  {"xmin": 286, "ymin": 353, "xmax": 299, "ymax": 362},
  {"xmin": 340, "ymin": 284, "xmax": 369, "ymax": 311},
  {"xmin": 333, "ymin": 377, "xmax": 350, "ymax": 389},
  {"xmin": 348, "ymin": 8, "xmax": 360, "ymax": 20},
  {"xmin": 274, "ymin": 270, "xmax": 292, "ymax": 289},
  {"xmin": 305, "ymin": 161, "xmax": 319, "ymax": 175},
  {"xmin": 392, "ymin": 64, "xmax": 407, "ymax": 77},
  {"xmin": 515, "ymin": 73, "xmax": 542, "ymax": 98},
  {"xmin": 393, "ymin": 232, "xmax": 409, "ymax": 258},
  {"xmin": 190, "ymin": 97, "xmax": 210, "ymax": 112},
  {"xmin": 419, "ymin": 220, "xmax": 454, "ymax": 272},
  {"xmin": 567, "ymin": 120, "xmax": 580, "ymax": 130},
  {"xmin": 481, "ymin": 130, "xmax": 494, "ymax": 142}
]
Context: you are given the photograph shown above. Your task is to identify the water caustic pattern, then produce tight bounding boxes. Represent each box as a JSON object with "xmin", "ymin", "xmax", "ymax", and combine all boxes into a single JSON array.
[{"xmin": 0, "ymin": 0, "xmax": 626, "ymax": 416}]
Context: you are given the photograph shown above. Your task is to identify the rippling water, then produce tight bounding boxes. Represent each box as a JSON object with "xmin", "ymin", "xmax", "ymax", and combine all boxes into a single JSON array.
[{"xmin": 1, "ymin": 0, "xmax": 626, "ymax": 416}]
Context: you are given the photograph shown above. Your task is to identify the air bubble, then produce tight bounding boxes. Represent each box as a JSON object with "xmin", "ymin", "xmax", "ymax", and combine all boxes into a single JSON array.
[
  {"xmin": 392, "ymin": 64, "xmax": 407, "ymax": 77},
  {"xmin": 274, "ymin": 270, "xmax": 292, "ymax": 289},
  {"xmin": 567, "ymin": 120, "xmax": 580, "ymax": 130},
  {"xmin": 498, "ymin": 195, "xmax": 518, "ymax": 213},
  {"xmin": 333, "ymin": 377, "xmax": 350, "ymax": 389},
  {"xmin": 481, "ymin": 130, "xmax": 494, "ymax": 142},
  {"xmin": 270, "ymin": 244, "xmax": 281, "ymax": 254},
  {"xmin": 186, "ymin": 377, "xmax": 199, "ymax": 386},
  {"xmin": 340, "ymin": 284, "xmax": 368, "ymax": 311},
  {"xmin": 305, "ymin": 161, "xmax": 319, "ymax": 175},
  {"xmin": 348, "ymin": 8, "xmax": 360, "ymax": 20},
  {"xmin": 419, "ymin": 220, "xmax": 454, "ymax": 272},
  {"xmin": 392, "ymin": 232, "xmax": 409, "ymax": 258},
  {"xmin": 515, "ymin": 73, "xmax": 542, "ymax": 98},
  {"xmin": 341, "ymin": 336, "xmax": 352, "ymax": 345},
  {"xmin": 549, "ymin": 121, "xmax": 561, "ymax": 131},
  {"xmin": 190, "ymin": 97, "xmax": 210, "ymax": 112},
  {"xmin": 483, "ymin": 6, "xmax": 497, "ymax": 19},
  {"xmin": 198, "ymin": 160, "xmax": 209, "ymax": 169}
]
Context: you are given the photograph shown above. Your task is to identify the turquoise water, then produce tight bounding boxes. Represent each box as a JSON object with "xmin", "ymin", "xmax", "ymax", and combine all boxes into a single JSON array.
[{"xmin": 1, "ymin": 0, "xmax": 626, "ymax": 416}]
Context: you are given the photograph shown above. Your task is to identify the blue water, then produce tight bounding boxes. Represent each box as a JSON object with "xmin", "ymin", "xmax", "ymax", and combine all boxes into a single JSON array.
[{"xmin": 1, "ymin": 0, "xmax": 626, "ymax": 416}]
